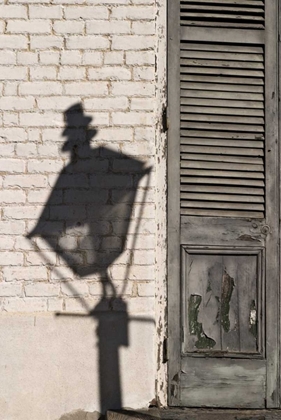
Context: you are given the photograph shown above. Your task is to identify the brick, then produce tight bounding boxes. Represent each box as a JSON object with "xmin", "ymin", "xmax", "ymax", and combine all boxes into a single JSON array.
[
  {"xmin": 66, "ymin": 36, "xmax": 109, "ymax": 50},
  {"xmin": 61, "ymin": 51, "xmax": 82, "ymax": 65},
  {"xmin": 137, "ymin": 282, "xmax": 155, "ymax": 296},
  {"xmin": 133, "ymin": 66, "xmax": 154, "ymax": 81},
  {"xmin": 0, "ymin": 221, "xmax": 25, "ymax": 235},
  {"xmin": 132, "ymin": 21, "xmax": 155, "ymax": 35},
  {"xmin": 104, "ymin": 52, "xmax": 123, "ymax": 65},
  {"xmin": 95, "ymin": 127, "xmax": 133, "ymax": 142},
  {"xmin": 19, "ymin": 82, "xmax": 62, "ymax": 96},
  {"xmin": 3, "ymin": 266, "xmax": 48, "ymax": 282},
  {"xmin": 0, "ymin": 159, "xmax": 25, "ymax": 173},
  {"xmin": 0, "ymin": 128, "xmax": 26, "ymax": 142},
  {"xmin": 64, "ymin": 297, "xmax": 99, "ymax": 313},
  {"xmin": 30, "ymin": 67, "xmax": 57, "ymax": 80},
  {"xmin": 64, "ymin": 6, "xmax": 109, "ymax": 20},
  {"xmin": 89, "ymin": 280, "xmax": 133, "ymax": 296},
  {"xmin": 126, "ymin": 51, "xmax": 154, "ymax": 65},
  {"xmin": 37, "ymin": 143, "xmax": 59, "ymax": 157},
  {"xmin": 61, "ymin": 281, "xmax": 89, "ymax": 296},
  {"xmin": 126, "ymin": 234, "xmax": 155, "ymax": 249},
  {"xmin": 29, "ymin": 6, "xmax": 63, "ymax": 19},
  {"xmin": 39, "ymin": 51, "xmax": 60, "ymax": 65},
  {"xmin": 50, "ymin": 265, "xmax": 74, "ymax": 281},
  {"xmin": 38, "ymin": 96, "xmax": 81, "ymax": 111},
  {"xmin": 14, "ymin": 237, "xmax": 35, "ymax": 251},
  {"xmin": 0, "ymin": 35, "xmax": 27, "ymax": 50},
  {"xmin": 25, "ymin": 283, "xmax": 59, "ymax": 297},
  {"xmin": 88, "ymin": 67, "xmax": 131, "ymax": 81},
  {"xmin": 0, "ymin": 252, "xmax": 23, "ymax": 265},
  {"xmin": 54, "ymin": 20, "xmax": 84, "ymax": 34},
  {"xmin": 112, "ymin": 35, "xmax": 154, "ymax": 51},
  {"xmin": 0, "ymin": 144, "xmax": 15, "ymax": 156},
  {"xmin": 48, "ymin": 298, "xmax": 63, "ymax": 312},
  {"xmin": 0, "ymin": 67, "xmax": 27, "ymax": 81},
  {"xmin": 0, "ymin": 5, "xmax": 27, "ymax": 18},
  {"xmin": 0, "ymin": 190, "xmax": 25, "ymax": 203},
  {"xmin": 58, "ymin": 235, "xmax": 77, "ymax": 250},
  {"xmin": 131, "ymin": 97, "xmax": 154, "ymax": 110},
  {"xmin": 86, "ymin": 20, "xmax": 130, "ymax": 34},
  {"xmin": 30, "ymin": 36, "xmax": 63, "ymax": 50},
  {"xmin": 112, "ymin": 112, "xmax": 154, "ymax": 126},
  {"xmin": 84, "ymin": 97, "xmax": 128, "ymax": 111},
  {"xmin": 27, "ymin": 159, "xmax": 63, "ymax": 173},
  {"xmin": 4, "ymin": 175, "xmax": 47, "ymax": 188},
  {"xmin": 111, "ymin": 81, "xmax": 154, "ymax": 96},
  {"xmin": 0, "ymin": 236, "xmax": 15, "ymax": 250},
  {"xmin": 7, "ymin": 20, "xmax": 51, "ymax": 34},
  {"xmin": 0, "ymin": 51, "xmax": 16, "ymax": 65},
  {"xmin": 82, "ymin": 52, "xmax": 103, "ymax": 66},
  {"xmin": 16, "ymin": 143, "xmax": 37, "ymax": 157},
  {"xmin": 0, "ymin": 283, "xmax": 22, "ymax": 297},
  {"xmin": 111, "ymin": 6, "xmax": 155, "ymax": 20},
  {"xmin": 133, "ymin": 250, "xmax": 155, "ymax": 265},
  {"xmin": 26, "ymin": 251, "xmax": 57, "ymax": 266},
  {"xmin": 64, "ymin": 82, "xmax": 108, "ymax": 96},
  {"xmin": 3, "ymin": 206, "xmax": 44, "ymax": 220},
  {"xmin": 28, "ymin": 188, "xmax": 61, "ymax": 204},
  {"xmin": 0, "ymin": 97, "xmax": 35, "ymax": 111},
  {"xmin": 3, "ymin": 83, "xmax": 17, "ymax": 96},
  {"xmin": 3, "ymin": 298, "xmax": 47, "ymax": 312},
  {"xmin": 19, "ymin": 112, "xmax": 63, "ymax": 127},
  {"xmin": 3, "ymin": 113, "xmax": 18, "ymax": 127},
  {"xmin": 58, "ymin": 66, "xmax": 86, "ymax": 81},
  {"xmin": 17, "ymin": 52, "xmax": 38, "ymax": 65}
]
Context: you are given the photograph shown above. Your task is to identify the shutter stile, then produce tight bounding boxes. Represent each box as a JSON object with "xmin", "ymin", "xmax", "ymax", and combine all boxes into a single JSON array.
[{"xmin": 180, "ymin": 34, "xmax": 265, "ymax": 218}]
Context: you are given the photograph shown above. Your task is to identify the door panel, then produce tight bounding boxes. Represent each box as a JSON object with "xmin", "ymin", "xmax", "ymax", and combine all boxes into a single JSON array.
[{"xmin": 168, "ymin": 0, "xmax": 280, "ymax": 409}]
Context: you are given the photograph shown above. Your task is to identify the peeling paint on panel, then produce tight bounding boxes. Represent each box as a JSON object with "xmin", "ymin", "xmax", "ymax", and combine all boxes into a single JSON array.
[
  {"xmin": 249, "ymin": 300, "xmax": 257, "ymax": 338},
  {"xmin": 188, "ymin": 294, "xmax": 216, "ymax": 349},
  {"xmin": 221, "ymin": 271, "xmax": 235, "ymax": 333}
]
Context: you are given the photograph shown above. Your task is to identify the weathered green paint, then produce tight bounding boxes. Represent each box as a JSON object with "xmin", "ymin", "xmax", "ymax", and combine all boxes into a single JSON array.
[
  {"xmin": 250, "ymin": 300, "xmax": 258, "ymax": 339},
  {"xmin": 221, "ymin": 271, "xmax": 235, "ymax": 333},
  {"xmin": 188, "ymin": 294, "xmax": 216, "ymax": 349}
]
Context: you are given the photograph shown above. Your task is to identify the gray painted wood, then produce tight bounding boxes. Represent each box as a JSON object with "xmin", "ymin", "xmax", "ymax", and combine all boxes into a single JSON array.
[
  {"xmin": 167, "ymin": 0, "xmax": 181, "ymax": 407},
  {"xmin": 168, "ymin": 0, "xmax": 280, "ymax": 410},
  {"xmin": 181, "ymin": 358, "xmax": 266, "ymax": 408}
]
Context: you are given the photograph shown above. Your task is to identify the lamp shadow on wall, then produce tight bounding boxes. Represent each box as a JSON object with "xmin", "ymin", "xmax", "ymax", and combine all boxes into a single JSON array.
[{"xmin": 27, "ymin": 103, "xmax": 154, "ymax": 416}]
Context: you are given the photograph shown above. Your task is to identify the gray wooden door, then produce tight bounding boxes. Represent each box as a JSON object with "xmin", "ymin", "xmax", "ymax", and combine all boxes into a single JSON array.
[{"xmin": 167, "ymin": 0, "xmax": 280, "ymax": 409}]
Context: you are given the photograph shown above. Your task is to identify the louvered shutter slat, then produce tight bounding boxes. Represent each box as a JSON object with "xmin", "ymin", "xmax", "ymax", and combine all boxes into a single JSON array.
[{"xmin": 181, "ymin": 0, "xmax": 264, "ymax": 29}]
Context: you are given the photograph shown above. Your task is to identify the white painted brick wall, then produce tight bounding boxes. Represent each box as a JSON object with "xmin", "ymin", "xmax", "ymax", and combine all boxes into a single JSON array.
[{"xmin": 0, "ymin": 0, "xmax": 158, "ymax": 315}]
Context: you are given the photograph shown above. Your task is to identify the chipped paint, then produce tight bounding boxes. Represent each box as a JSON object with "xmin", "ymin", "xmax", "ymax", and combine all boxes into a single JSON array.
[
  {"xmin": 221, "ymin": 270, "xmax": 235, "ymax": 333},
  {"xmin": 237, "ymin": 234, "xmax": 262, "ymax": 242},
  {"xmin": 249, "ymin": 300, "xmax": 257, "ymax": 338},
  {"xmin": 189, "ymin": 294, "xmax": 216, "ymax": 349}
]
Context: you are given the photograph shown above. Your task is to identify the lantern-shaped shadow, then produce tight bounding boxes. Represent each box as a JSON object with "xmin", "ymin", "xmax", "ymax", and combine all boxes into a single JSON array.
[
  {"xmin": 27, "ymin": 103, "xmax": 154, "ymax": 414},
  {"xmin": 28, "ymin": 103, "xmax": 151, "ymax": 295}
]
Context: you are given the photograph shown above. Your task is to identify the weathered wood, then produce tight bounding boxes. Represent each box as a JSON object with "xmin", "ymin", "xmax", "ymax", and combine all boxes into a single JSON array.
[
  {"xmin": 181, "ymin": 51, "xmax": 264, "ymax": 62},
  {"xmin": 180, "ymin": 142, "xmax": 264, "ymax": 152},
  {"xmin": 181, "ymin": 209, "xmax": 264, "ymax": 218},
  {"xmin": 181, "ymin": 59, "xmax": 264, "ymax": 69},
  {"xmin": 181, "ymin": 185, "xmax": 264, "ymax": 195},
  {"xmin": 180, "ymin": 98, "xmax": 264, "ymax": 109},
  {"xmin": 180, "ymin": 177, "xmax": 265, "ymax": 187},
  {"xmin": 181, "ymin": 43, "xmax": 264, "ymax": 54},
  {"xmin": 180, "ymin": 89, "xmax": 264, "ymax": 101},
  {"xmin": 182, "ymin": 6, "xmax": 264, "ymax": 14},
  {"xmin": 181, "ymin": 27, "xmax": 265, "ymax": 44},
  {"xmin": 180, "ymin": 169, "xmax": 264, "ymax": 179},
  {"xmin": 181, "ymin": 83, "xmax": 264, "ymax": 93},
  {"xmin": 181, "ymin": 114, "xmax": 264, "ymax": 125},
  {"xmin": 181, "ymin": 0, "xmax": 264, "ymax": 5},
  {"xmin": 180, "ymin": 74, "xmax": 264, "ymax": 85},
  {"xmin": 181, "ymin": 160, "xmax": 264, "ymax": 172},
  {"xmin": 181, "ymin": 122, "xmax": 264, "ymax": 133},
  {"xmin": 167, "ymin": 0, "xmax": 181, "ymax": 407},
  {"xmin": 180, "ymin": 358, "xmax": 266, "ymax": 408},
  {"xmin": 181, "ymin": 193, "xmax": 264, "ymax": 203},
  {"xmin": 181, "ymin": 154, "xmax": 264, "ymax": 165}
]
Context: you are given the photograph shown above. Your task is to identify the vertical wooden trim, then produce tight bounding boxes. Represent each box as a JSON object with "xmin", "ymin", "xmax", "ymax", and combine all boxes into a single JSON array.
[
  {"xmin": 265, "ymin": 0, "xmax": 280, "ymax": 408},
  {"xmin": 167, "ymin": 0, "xmax": 181, "ymax": 406}
]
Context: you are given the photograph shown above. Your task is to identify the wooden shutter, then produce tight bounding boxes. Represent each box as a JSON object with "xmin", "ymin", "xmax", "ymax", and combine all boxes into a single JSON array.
[{"xmin": 179, "ymin": 1, "xmax": 266, "ymax": 218}]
